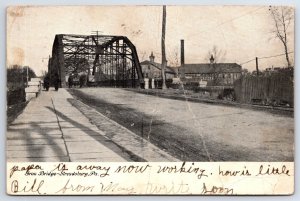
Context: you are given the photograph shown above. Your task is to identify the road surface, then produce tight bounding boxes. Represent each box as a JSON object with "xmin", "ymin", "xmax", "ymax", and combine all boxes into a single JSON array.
[{"xmin": 69, "ymin": 88, "xmax": 294, "ymax": 161}]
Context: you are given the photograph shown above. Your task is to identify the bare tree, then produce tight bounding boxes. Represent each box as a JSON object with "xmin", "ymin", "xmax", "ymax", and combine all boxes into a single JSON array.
[
  {"xmin": 205, "ymin": 46, "xmax": 226, "ymax": 86},
  {"xmin": 167, "ymin": 48, "xmax": 180, "ymax": 77},
  {"xmin": 161, "ymin": 5, "xmax": 167, "ymax": 89},
  {"xmin": 168, "ymin": 48, "xmax": 180, "ymax": 67},
  {"xmin": 205, "ymin": 45, "xmax": 226, "ymax": 63},
  {"xmin": 139, "ymin": 51, "xmax": 147, "ymax": 61},
  {"xmin": 269, "ymin": 6, "xmax": 294, "ymax": 67},
  {"xmin": 7, "ymin": 65, "xmax": 36, "ymax": 89}
]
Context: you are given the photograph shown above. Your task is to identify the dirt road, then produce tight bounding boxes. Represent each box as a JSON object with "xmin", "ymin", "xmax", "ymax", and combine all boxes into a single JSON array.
[{"xmin": 69, "ymin": 88, "xmax": 294, "ymax": 161}]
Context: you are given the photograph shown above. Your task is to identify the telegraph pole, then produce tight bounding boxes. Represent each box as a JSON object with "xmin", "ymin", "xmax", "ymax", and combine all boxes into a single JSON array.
[
  {"xmin": 161, "ymin": 5, "xmax": 167, "ymax": 89},
  {"xmin": 26, "ymin": 66, "xmax": 29, "ymax": 87},
  {"xmin": 91, "ymin": 31, "xmax": 102, "ymax": 44},
  {"xmin": 256, "ymin": 57, "xmax": 259, "ymax": 76}
]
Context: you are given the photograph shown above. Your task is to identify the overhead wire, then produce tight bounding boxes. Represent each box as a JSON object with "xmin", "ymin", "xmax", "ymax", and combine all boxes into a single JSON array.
[{"xmin": 239, "ymin": 51, "xmax": 294, "ymax": 66}]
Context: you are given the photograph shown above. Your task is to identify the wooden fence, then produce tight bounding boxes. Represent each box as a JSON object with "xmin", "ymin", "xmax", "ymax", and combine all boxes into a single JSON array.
[{"xmin": 234, "ymin": 73, "xmax": 294, "ymax": 107}]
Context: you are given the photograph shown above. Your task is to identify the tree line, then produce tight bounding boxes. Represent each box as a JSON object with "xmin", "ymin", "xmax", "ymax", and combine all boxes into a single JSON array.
[{"xmin": 7, "ymin": 65, "xmax": 36, "ymax": 90}]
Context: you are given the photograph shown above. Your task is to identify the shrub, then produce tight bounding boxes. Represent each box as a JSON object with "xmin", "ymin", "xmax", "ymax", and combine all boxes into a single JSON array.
[{"xmin": 7, "ymin": 65, "xmax": 36, "ymax": 105}]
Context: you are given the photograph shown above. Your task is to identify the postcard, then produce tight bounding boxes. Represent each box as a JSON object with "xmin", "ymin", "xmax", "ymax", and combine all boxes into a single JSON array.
[{"xmin": 6, "ymin": 5, "xmax": 294, "ymax": 195}]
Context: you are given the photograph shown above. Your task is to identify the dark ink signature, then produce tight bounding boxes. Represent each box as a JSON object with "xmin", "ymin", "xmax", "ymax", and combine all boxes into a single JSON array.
[
  {"xmin": 157, "ymin": 162, "xmax": 208, "ymax": 179},
  {"xmin": 256, "ymin": 164, "xmax": 290, "ymax": 176},
  {"xmin": 10, "ymin": 164, "xmax": 43, "ymax": 178},
  {"xmin": 201, "ymin": 182, "xmax": 234, "ymax": 195},
  {"xmin": 11, "ymin": 179, "xmax": 45, "ymax": 195},
  {"xmin": 50, "ymin": 163, "xmax": 68, "ymax": 173}
]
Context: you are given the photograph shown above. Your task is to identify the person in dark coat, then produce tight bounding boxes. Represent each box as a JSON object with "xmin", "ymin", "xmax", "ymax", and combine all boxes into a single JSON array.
[
  {"xmin": 79, "ymin": 74, "xmax": 86, "ymax": 88},
  {"xmin": 68, "ymin": 74, "xmax": 73, "ymax": 88},
  {"xmin": 53, "ymin": 73, "xmax": 60, "ymax": 91},
  {"xmin": 43, "ymin": 75, "xmax": 50, "ymax": 91}
]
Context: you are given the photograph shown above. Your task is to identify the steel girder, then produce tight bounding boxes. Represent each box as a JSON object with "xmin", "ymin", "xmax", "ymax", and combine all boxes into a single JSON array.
[{"xmin": 49, "ymin": 34, "xmax": 144, "ymax": 88}]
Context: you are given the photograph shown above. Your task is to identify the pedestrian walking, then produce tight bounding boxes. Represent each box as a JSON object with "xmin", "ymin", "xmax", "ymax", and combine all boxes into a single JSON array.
[
  {"xmin": 43, "ymin": 74, "xmax": 50, "ymax": 91},
  {"xmin": 68, "ymin": 74, "xmax": 73, "ymax": 88},
  {"xmin": 79, "ymin": 74, "xmax": 86, "ymax": 88},
  {"xmin": 53, "ymin": 73, "xmax": 60, "ymax": 91}
]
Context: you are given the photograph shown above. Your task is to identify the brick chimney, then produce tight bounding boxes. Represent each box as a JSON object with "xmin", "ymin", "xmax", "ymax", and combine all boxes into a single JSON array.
[{"xmin": 180, "ymin": 39, "xmax": 184, "ymax": 66}]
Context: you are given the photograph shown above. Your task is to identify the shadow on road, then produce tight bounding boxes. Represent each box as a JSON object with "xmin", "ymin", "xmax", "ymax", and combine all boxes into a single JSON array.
[
  {"xmin": 7, "ymin": 121, "xmax": 69, "ymax": 162},
  {"xmin": 45, "ymin": 106, "xmax": 145, "ymax": 162}
]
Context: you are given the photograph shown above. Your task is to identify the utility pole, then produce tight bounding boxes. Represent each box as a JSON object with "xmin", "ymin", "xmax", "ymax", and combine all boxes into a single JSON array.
[
  {"xmin": 256, "ymin": 57, "xmax": 259, "ymax": 76},
  {"xmin": 91, "ymin": 30, "xmax": 102, "ymax": 44},
  {"xmin": 161, "ymin": 5, "xmax": 167, "ymax": 89},
  {"xmin": 26, "ymin": 66, "xmax": 29, "ymax": 87}
]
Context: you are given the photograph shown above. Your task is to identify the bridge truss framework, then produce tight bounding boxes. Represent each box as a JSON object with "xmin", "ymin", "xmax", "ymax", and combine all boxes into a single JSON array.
[{"xmin": 49, "ymin": 34, "xmax": 144, "ymax": 88}]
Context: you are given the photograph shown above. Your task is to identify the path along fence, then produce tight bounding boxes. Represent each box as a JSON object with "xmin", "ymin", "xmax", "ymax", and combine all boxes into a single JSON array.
[{"xmin": 233, "ymin": 72, "xmax": 294, "ymax": 107}]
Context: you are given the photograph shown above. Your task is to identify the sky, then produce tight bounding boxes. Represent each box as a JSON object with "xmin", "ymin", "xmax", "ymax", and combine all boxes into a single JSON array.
[{"xmin": 7, "ymin": 5, "xmax": 294, "ymax": 76}]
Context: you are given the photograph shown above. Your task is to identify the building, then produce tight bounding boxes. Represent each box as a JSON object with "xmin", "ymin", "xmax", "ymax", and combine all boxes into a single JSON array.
[
  {"xmin": 179, "ymin": 55, "xmax": 242, "ymax": 85},
  {"xmin": 140, "ymin": 52, "xmax": 176, "ymax": 80},
  {"xmin": 264, "ymin": 66, "xmax": 294, "ymax": 76}
]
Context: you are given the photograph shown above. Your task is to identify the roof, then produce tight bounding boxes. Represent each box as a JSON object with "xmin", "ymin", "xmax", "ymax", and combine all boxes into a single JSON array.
[
  {"xmin": 140, "ymin": 60, "xmax": 176, "ymax": 74},
  {"xmin": 179, "ymin": 63, "xmax": 242, "ymax": 74}
]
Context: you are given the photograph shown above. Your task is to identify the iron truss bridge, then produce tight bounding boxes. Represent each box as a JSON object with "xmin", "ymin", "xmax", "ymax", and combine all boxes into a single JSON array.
[{"xmin": 48, "ymin": 34, "xmax": 144, "ymax": 88}]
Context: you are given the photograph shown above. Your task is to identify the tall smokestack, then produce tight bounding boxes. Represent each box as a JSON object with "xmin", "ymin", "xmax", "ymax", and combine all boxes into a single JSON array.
[{"xmin": 180, "ymin": 39, "xmax": 184, "ymax": 66}]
